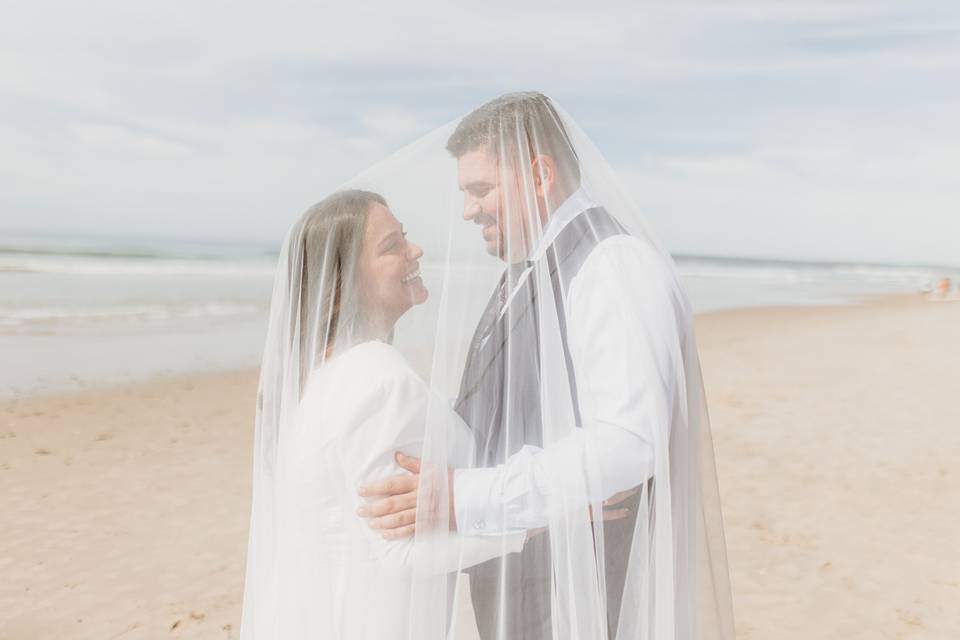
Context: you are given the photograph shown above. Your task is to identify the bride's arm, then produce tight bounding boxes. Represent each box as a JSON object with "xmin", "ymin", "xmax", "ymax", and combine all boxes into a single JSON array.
[{"xmin": 339, "ymin": 369, "xmax": 525, "ymax": 573}]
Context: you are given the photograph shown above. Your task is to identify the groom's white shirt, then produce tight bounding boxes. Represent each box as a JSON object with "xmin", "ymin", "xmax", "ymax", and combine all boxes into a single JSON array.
[{"xmin": 454, "ymin": 188, "xmax": 687, "ymax": 535}]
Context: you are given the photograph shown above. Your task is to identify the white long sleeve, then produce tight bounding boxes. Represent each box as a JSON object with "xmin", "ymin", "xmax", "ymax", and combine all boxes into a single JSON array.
[
  {"xmin": 339, "ymin": 361, "xmax": 526, "ymax": 569},
  {"xmin": 454, "ymin": 235, "xmax": 685, "ymax": 535}
]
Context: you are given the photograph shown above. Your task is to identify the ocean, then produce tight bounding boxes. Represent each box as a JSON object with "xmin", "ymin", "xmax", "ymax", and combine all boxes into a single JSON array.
[{"xmin": 2, "ymin": 231, "xmax": 956, "ymax": 398}]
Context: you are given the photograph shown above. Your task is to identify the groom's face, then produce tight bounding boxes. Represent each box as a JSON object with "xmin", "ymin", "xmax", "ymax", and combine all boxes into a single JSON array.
[{"xmin": 456, "ymin": 147, "xmax": 532, "ymax": 264}]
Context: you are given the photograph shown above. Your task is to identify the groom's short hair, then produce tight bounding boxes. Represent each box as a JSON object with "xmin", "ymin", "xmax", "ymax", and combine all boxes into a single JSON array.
[{"xmin": 446, "ymin": 91, "xmax": 581, "ymax": 189}]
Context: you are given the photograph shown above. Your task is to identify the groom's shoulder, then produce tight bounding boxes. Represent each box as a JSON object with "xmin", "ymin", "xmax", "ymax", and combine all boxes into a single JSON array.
[
  {"xmin": 578, "ymin": 235, "xmax": 688, "ymax": 308},
  {"xmin": 584, "ymin": 233, "xmax": 669, "ymax": 276}
]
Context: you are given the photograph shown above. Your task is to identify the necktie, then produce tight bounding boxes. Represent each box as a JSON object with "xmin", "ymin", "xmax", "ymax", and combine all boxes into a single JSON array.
[{"xmin": 479, "ymin": 261, "xmax": 534, "ymax": 351}]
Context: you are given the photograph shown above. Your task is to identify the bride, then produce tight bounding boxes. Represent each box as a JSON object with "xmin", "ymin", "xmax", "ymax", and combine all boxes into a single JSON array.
[{"xmin": 239, "ymin": 189, "xmax": 527, "ymax": 639}]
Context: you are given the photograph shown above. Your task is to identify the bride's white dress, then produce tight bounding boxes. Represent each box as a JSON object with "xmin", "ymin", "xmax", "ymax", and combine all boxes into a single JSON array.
[{"xmin": 271, "ymin": 340, "xmax": 525, "ymax": 639}]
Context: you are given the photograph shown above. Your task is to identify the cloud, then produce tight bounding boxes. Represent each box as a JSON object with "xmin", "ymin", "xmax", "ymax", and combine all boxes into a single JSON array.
[
  {"xmin": 0, "ymin": 0, "xmax": 958, "ymax": 265},
  {"xmin": 359, "ymin": 109, "xmax": 431, "ymax": 139},
  {"xmin": 626, "ymin": 137, "xmax": 960, "ymax": 266},
  {"xmin": 70, "ymin": 123, "xmax": 194, "ymax": 158}
]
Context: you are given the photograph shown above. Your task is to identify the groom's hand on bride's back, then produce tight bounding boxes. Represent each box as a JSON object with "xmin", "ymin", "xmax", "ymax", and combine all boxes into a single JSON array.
[{"xmin": 356, "ymin": 452, "xmax": 456, "ymax": 539}]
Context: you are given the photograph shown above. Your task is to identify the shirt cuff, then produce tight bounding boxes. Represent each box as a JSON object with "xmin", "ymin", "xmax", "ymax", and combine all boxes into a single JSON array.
[
  {"xmin": 453, "ymin": 467, "xmax": 526, "ymax": 537},
  {"xmin": 508, "ymin": 528, "xmax": 528, "ymax": 553}
]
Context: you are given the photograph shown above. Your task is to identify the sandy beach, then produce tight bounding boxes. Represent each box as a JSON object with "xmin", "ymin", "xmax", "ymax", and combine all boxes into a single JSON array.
[{"xmin": 2, "ymin": 295, "xmax": 958, "ymax": 639}]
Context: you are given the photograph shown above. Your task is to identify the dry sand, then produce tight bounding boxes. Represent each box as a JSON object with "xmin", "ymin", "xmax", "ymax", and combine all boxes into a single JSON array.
[
  {"xmin": 696, "ymin": 295, "xmax": 960, "ymax": 640},
  {"xmin": 1, "ymin": 296, "xmax": 958, "ymax": 639}
]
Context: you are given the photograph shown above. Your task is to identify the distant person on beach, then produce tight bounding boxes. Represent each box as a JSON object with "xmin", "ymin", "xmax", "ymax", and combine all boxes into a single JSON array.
[{"xmin": 936, "ymin": 277, "xmax": 951, "ymax": 300}]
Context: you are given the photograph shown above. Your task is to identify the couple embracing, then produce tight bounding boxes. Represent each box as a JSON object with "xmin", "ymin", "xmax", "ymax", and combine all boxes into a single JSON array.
[{"xmin": 239, "ymin": 92, "xmax": 734, "ymax": 640}]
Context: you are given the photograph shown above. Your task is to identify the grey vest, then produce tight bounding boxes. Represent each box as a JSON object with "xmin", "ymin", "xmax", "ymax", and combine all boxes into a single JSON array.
[{"xmin": 455, "ymin": 207, "xmax": 641, "ymax": 640}]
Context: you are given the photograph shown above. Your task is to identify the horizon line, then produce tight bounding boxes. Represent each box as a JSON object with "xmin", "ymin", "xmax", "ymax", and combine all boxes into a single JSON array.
[{"xmin": 2, "ymin": 227, "xmax": 959, "ymax": 272}]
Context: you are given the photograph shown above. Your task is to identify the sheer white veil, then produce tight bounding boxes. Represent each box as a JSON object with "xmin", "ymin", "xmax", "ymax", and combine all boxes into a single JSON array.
[{"xmin": 240, "ymin": 91, "xmax": 734, "ymax": 640}]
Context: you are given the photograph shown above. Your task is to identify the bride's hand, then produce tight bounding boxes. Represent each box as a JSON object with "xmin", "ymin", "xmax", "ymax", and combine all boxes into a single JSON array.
[{"xmin": 357, "ymin": 452, "xmax": 456, "ymax": 539}]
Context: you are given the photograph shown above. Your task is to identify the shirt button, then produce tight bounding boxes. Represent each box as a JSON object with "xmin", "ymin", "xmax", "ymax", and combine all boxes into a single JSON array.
[{"xmin": 473, "ymin": 520, "xmax": 485, "ymax": 530}]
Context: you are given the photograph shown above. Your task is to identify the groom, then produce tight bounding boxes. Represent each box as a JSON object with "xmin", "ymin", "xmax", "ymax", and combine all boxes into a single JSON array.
[{"xmin": 358, "ymin": 92, "xmax": 672, "ymax": 638}]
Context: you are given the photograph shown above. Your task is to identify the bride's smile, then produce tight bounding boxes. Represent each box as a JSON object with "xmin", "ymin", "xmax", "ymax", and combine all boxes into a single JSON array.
[
  {"xmin": 401, "ymin": 267, "xmax": 421, "ymax": 284},
  {"xmin": 357, "ymin": 202, "xmax": 428, "ymax": 330}
]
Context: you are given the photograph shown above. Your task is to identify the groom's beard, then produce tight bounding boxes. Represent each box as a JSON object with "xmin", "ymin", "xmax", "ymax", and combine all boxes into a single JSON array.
[
  {"xmin": 476, "ymin": 212, "xmax": 532, "ymax": 264},
  {"xmin": 473, "ymin": 211, "xmax": 503, "ymax": 259}
]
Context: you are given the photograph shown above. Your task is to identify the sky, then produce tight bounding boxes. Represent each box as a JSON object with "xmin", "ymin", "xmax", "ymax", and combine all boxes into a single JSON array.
[{"xmin": 1, "ymin": 1, "xmax": 958, "ymax": 266}]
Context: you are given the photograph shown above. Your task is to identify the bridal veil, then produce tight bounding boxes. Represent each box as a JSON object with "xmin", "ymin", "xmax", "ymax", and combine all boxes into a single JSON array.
[{"xmin": 240, "ymin": 91, "xmax": 734, "ymax": 640}]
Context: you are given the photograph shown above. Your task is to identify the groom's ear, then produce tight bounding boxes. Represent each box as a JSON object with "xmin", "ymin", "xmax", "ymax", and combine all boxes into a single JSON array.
[{"xmin": 531, "ymin": 155, "xmax": 556, "ymax": 199}]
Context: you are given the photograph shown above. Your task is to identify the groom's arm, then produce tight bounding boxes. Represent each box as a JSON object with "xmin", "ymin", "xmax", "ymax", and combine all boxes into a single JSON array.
[
  {"xmin": 451, "ymin": 431, "xmax": 652, "ymax": 535},
  {"xmin": 360, "ymin": 446, "xmax": 636, "ymax": 536}
]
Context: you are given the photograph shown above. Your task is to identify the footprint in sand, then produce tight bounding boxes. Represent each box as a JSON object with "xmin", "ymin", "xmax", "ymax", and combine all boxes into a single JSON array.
[
  {"xmin": 171, "ymin": 611, "xmax": 206, "ymax": 630},
  {"xmin": 896, "ymin": 608, "xmax": 924, "ymax": 627}
]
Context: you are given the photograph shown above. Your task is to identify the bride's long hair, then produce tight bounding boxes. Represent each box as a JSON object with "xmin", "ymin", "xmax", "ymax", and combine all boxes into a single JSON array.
[
  {"xmin": 241, "ymin": 188, "xmax": 387, "ymax": 637},
  {"xmin": 289, "ymin": 189, "xmax": 387, "ymax": 388}
]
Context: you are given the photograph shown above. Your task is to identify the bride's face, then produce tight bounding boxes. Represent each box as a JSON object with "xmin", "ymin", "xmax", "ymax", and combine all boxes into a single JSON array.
[{"xmin": 357, "ymin": 203, "xmax": 428, "ymax": 327}]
